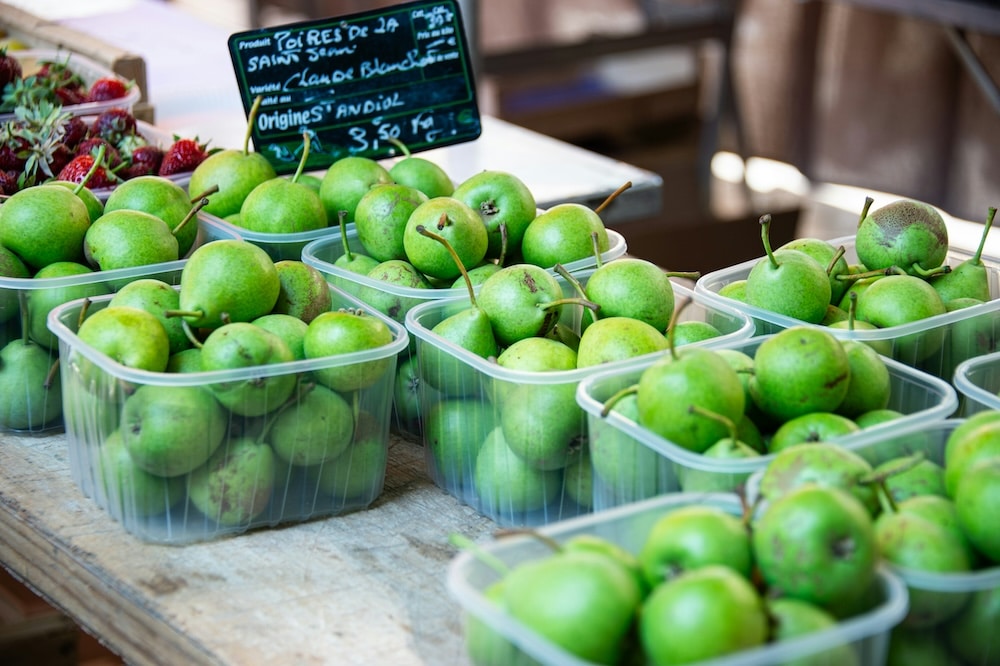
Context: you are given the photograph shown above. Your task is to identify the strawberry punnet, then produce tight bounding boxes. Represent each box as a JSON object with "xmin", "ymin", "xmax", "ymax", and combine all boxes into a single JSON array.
[{"xmin": 158, "ymin": 137, "xmax": 208, "ymax": 176}]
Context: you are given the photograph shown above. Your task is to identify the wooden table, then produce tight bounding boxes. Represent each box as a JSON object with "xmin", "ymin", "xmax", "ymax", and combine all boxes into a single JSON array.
[{"xmin": 0, "ymin": 428, "xmax": 498, "ymax": 665}]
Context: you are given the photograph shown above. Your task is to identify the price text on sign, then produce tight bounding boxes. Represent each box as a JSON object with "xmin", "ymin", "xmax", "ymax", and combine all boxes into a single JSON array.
[{"xmin": 227, "ymin": 0, "xmax": 481, "ymax": 174}]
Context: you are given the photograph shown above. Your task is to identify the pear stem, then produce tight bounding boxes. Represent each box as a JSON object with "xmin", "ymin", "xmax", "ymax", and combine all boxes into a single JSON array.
[
  {"xmin": 17, "ymin": 290, "xmax": 30, "ymax": 346},
  {"xmin": 291, "ymin": 131, "xmax": 310, "ymax": 183},
  {"xmin": 664, "ymin": 270, "xmax": 701, "ymax": 281},
  {"xmin": 553, "ymin": 263, "xmax": 589, "ymax": 302},
  {"xmin": 188, "ymin": 183, "xmax": 220, "ymax": 203},
  {"xmin": 687, "ymin": 404, "xmax": 738, "ymax": 443},
  {"xmin": 665, "ymin": 296, "xmax": 693, "ymax": 360},
  {"xmin": 244, "ymin": 95, "xmax": 263, "ymax": 155},
  {"xmin": 591, "ymin": 231, "xmax": 603, "ymax": 268},
  {"xmin": 858, "ymin": 196, "xmax": 874, "ymax": 228},
  {"xmin": 540, "ymin": 297, "xmax": 600, "ymax": 316},
  {"xmin": 498, "ymin": 529, "xmax": 564, "ymax": 554},
  {"xmin": 43, "ymin": 358, "xmax": 60, "ymax": 390},
  {"xmin": 600, "ymin": 384, "xmax": 639, "ymax": 418},
  {"xmin": 164, "ymin": 308, "xmax": 204, "ymax": 320},
  {"xmin": 758, "ymin": 214, "xmax": 778, "ymax": 269},
  {"xmin": 971, "ymin": 206, "xmax": 996, "ymax": 266},
  {"xmin": 911, "ymin": 263, "xmax": 951, "ymax": 278},
  {"xmin": 846, "ymin": 291, "xmax": 859, "ymax": 331},
  {"xmin": 826, "ymin": 245, "xmax": 847, "ymax": 276},
  {"xmin": 594, "ymin": 181, "xmax": 632, "ymax": 215},
  {"xmin": 496, "ymin": 221, "xmax": 509, "ymax": 267},
  {"xmin": 387, "ymin": 136, "xmax": 412, "ymax": 158},
  {"xmin": 337, "ymin": 210, "xmax": 355, "ymax": 261},
  {"xmin": 415, "ymin": 224, "xmax": 476, "ymax": 306},
  {"xmin": 172, "ymin": 197, "xmax": 210, "ymax": 237},
  {"xmin": 179, "ymin": 320, "xmax": 203, "ymax": 349},
  {"xmin": 448, "ymin": 533, "xmax": 510, "ymax": 577}
]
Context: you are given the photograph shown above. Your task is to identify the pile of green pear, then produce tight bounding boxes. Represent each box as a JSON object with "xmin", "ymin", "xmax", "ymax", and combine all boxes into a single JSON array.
[
  {"xmin": 57, "ymin": 238, "xmax": 399, "ymax": 539},
  {"xmin": 715, "ymin": 201, "xmax": 999, "ymax": 373},
  {"xmin": 0, "ymin": 158, "xmax": 224, "ymax": 432},
  {"xmin": 459, "ymin": 485, "xmax": 889, "ymax": 666},
  {"xmin": 755, "ymin": 417, "xmax": 1000, "ymax": 666},
  {"xmin": 411, "ymin": 221, "xmax": 725, "ymax": 525},
  {"xmin": 591, "ymin": 324, "xmax": 910, "ymax": 502}
]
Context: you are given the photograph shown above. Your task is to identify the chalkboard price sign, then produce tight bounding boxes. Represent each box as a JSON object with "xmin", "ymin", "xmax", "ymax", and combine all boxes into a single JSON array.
[{"xmin": 228, "ymin": 0, "xmax": 481, "ymax": 174}]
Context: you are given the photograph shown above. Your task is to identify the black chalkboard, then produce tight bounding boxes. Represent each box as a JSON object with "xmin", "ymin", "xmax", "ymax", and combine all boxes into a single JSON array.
[{"xmin": 227, "ymin": 0, "xmax": 481, "ymax": 174}]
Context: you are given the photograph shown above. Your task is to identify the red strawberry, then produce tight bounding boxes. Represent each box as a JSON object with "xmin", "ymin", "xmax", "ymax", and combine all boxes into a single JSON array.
[
  {"xmin": 54, "ymin": 85, "xmax": 87, "ymax": 106},
  {"xmin": 57, "ymin": 153, "xmax": 117, "ymax": 189},
  {"xmin": 61, "ymin": 115, "xmax": 89, "ymax": 150},
  {"xmin": 48, "ymin": 143, "xmax": 74, "ymax": 178},
  {"xmin": 91, "ymin": 107, "xmax": 136, "ymax": 144},
  {"xmin": 158, "ymin": 137, "xmax": 208, "ymax": 176},
  {"xmin": 76, "ymin": 137, "xmax": 122, "ymax": 169},
  {"xmin": 0, "ymin": 169, "xmax": 18, "ymax": 195},
  {"xmin": 87, "ymin": 77, "xmax": 130, "ymax": 102},
  {"xmin": 0, "ymin": 48, "xmax": 22, "ymax": 91},
  {"xmin": 120, "ymin": 144, "xmax": 163, "ymax": 179},
  {"xmin": 0, "ymin": 135, "xmax": 28, "ymax": 172}
]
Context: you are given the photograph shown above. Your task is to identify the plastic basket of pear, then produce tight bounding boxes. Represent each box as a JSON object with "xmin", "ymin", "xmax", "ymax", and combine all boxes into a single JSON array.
[
  {"xmin": 45, "ymin": 239, "xmax": 408, "ymax": 544},
  {"xmin": 953, "ymin": 350, "xmax": 1000, "ymax": 416},
  {"xmin": 575, "ymin": 325, "xmax": 958, "ymax": 512},
  {"xmin": 404, "ymin": 258, "xmax": 755, "ymax": 528},
  {"xmin": 302, "ymin": 180, "xmax": 627, "ymax": 442},
  {"xmin": 447, "ymin": 490, "xmax": 908, "ymax": 666},
  {"xmin": 0, "ymin": 183, "xmax": 239, "ymax": 434},
  {"xmin": 694, "ymin": 202, "xmax": 1000, "ymax": 383},
  {"xmin": 748, "ymin": 417, "xmax": 1000, "ymax": 665}
]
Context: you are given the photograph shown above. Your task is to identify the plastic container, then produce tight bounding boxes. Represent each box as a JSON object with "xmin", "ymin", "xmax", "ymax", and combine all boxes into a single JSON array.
[
  {"xmin": 953, "ymin": 350, "xmax": 1000, "ymax": 415},
  {"xmin": 447, "ymin": 492, "xmax": 909, "ymax": 666},
  {"xmin": 46, "ymin": 284, "xmax": 409, "ymax": 545},
  {"xmin": 302, "ymin": 224, "xmax": 628, "ymax": 326},
  {"xmin": 576, "ymin": 334, "xmax": 959, "ymax": 511},
  {"xmin": 0, "ymin": 214, "xmax": 240, "ymax": 434},
  {"xmin": 304, "ymin": 224, "xmax": 629, "ymax": 442},
  {"xmin": 836, "ymin": 418, "xmax": 1000, "ymax": 665},
  {"xmin": 404, "ymin": 278, "xmax": 755, "ymax": 527},
  {"xmin": 694, "ymin": 235, "xmax": 1000, "ymax": 382},
  {"xmin": 1, "ymin": 50, "xmax": 141, "ymax": 122},
  {"xmin": 200, "ymin": 210, "xmax": 340, "ymax": 263}
]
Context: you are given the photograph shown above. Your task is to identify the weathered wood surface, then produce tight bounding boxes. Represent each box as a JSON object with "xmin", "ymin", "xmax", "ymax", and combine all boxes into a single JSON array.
[{"xmin": 0, "ymin": 429, "xmax": 497, "ymax": 665}]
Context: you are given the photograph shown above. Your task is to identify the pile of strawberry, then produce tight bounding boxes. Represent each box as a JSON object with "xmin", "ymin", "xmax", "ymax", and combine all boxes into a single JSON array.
[
  {"xmin": 0, "ymin": 49, "xmax": 133, "ymax": 112},
  {"xmin": 0, "ymin": 104, "xmax": 210, "ymax": 195}
]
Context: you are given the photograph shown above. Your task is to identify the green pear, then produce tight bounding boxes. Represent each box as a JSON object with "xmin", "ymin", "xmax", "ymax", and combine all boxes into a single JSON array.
[
  {"xmin": 766, "ymin": 598, "xmax": 860, "ymax": 666},
  {"xmin": 103, "ymin": 174, "xmax": 200, "ymax": 257},
  {"xmin": 26, "ymin": 262, "xmax": 110, "ymax": 350},
  {"xmin": 391, "ymin": 354, "xmax": 422, "ymax": 434},
  {"xmin": 120, "ymin": 384, "xmax": 227, "ymax": 477},
  {"xmin": 582, "ymin": 257, "xmax": 678, "ymax": 331},
  {"xmin": 167, "ymin": 239, "xmax": 281, "ymax": 329},
  {"xmin": 83, "ymin": 209, "xmax": 179, "ymax": 272},
  {"xmin": 780, "ymin": 237, "xmax": 851, "ymax": 305},
  {"xmin": 0, "ymin": 244, "xmax": 31, "ymax": 324},
  {"xmin": 474, "ymin": 426, "xmax": 561, "ymax": 517},
  {"xmin": 749, "ymin": 326, "xmax": 851, "ymax": 423},
  {"xmin": 46, "ymin": 180, "xmax": 105, "ymax": 224},
  {"xmin": 637, "ymin": 346, "xmax": 746, "ymax": 454},
  {"xmin": 520, "ymin": 202, "xmax": 609, "ymax": 269},
  {"xmin": 451, "ymin": 169, "xmax": 537, "ymax": 260},
  {"xmin": 187, "ymin": 436, "xmax": 276, "ymax": 527},
  {"xmin": 745, "ymin": 214, "xmax": 831, "ymax": 324},
  {"xmin": 96, "ymin": 429, "xmax": 186, "ymax": 519},
  {"xmin": 875, "ymin": 458, "xmax": 946, "ymax": 505},
  {"xmin": 671, "ymin": 320, "xmax": 723, "ymax": 346},
  {"xmin": 360, "ymin": 259, "xmax": 432, "ymax": 322},
  {"xmin": 500, "ymin": 381, "xmax": 584, "ymax": 470},
  {"xmin": 166, "ymin": 347, "xmax": 202, "ymax": 373},
  {"xmin": 677, "ymin": 436, "xmax": 761, "ymax": 493},
  {"xmin": 944, "ymin": 585, "xmax": 1000, "ymax": 664},
  {"xmin": 954, "ymin": 456, "xmax": 1000, "ymax": 562},
  {"xmin": 856, "ymin": 198, "xmax": 949, "ymax": 275},
  {"xmin": 575, "ymin": 316, "xmax": 668, "ymax": 367},
  {"xmin": 387, "ymin": 139, "xmax": 453, "ymax": 199},
  {"xmin": 757, "ymin": 441, "xmax": 878, "ymax": 515},
  {"xmin": 187, "ymin": 96, "xmax": 277, "ymax": 218},
  {"xmin": 302, "ymin": 309, "xmax": 394, "ymax": 392},
  {"xmin": 353, "ymin": 183, "xmax": 428, "ymax": 263},
  {"xmin": 768, "ymin": 412, "xmax": 860, "ymax": 453},
  {"xmin": 836, "ymin": 339, "xmax": 892, "ymax": 419},
  {"xmin": 267, "ymin": 383, "xmax": 354, "ymax": 466},
  {"xmin": 828, "ymin": 290, "xmax": 893, "ymax": 356},
  {"xmin": 590, "ymin": 392, "xmax": 665, "ymax": 503},
  {"xmin": 76, "ymin": 305, "xmax": 171, "ymax": 373},
  {"xmin": 425, "ymin": 398, "xmax": 497, "ymax": 491},
  {"xmin": 930, "ymin": 206, "xmax": 994, "ymax": 303},
  {"xmin": 310, "ymin": 434, "xmax": 387, "ymax": 502},
  {"xmin": 0, "ymin": 327, "xmax": 62, "ymax": 431},
  {"xmin": 199, "ymin": 321, "xmax": 297, "ymax": 417},
  {"xmin": 318, "ymin": 155, "xmax": 393, "ymax": 224},
  {"xmin": 717, "ymin": 279, "xmax": 747, "ymax": 302},
  {"xmin": 492, "ymin": 336, "xmax": 576, "ymax": 404},
  {"xmin": 562, "ymin": 448, "xmax": 593, "ymax": 510},
  {"xmin": 854, "ymin": 273, "xmax": 947, "ymax": 363},
  {"xmin": 109, "ymin": 278, "xmax": 190, "ymax": 355},
  {"xmin": 238, "ymin": 132, "xmax": 328, "ymax": 233},
  {"xmin": 476, "ymin": 264, "xmax": 566, "ymax": 346},
  {"xmin": 0, "ymin": 183, "xmax": 91, "ymax": 270},
  {"xmin": 271, "ymin": 259, "xmax": 332, "ymax": 324},
  {"xmin": 251, "ymin": 313, "xmax": 308, "ymax": 360},
  {"xmin": 403, "ymin": 197, "xmax": 488, "ymax": 281}
]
